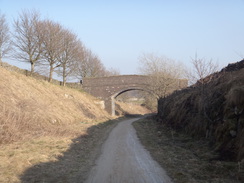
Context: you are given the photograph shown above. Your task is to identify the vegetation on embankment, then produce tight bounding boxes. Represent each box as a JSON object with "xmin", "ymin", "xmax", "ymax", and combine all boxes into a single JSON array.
[
  {"xmin": 133, "ymin": 117, "xmax": 242, "ymax": 183},
  {"xmin": 0, "ymin": 66, "xmax": 114, "ymax": 182},
  {"xmin": 0, "ymin": 66, "xmax": 112, "ymax": 144},
  {"xmin": 157, "ymin": 60, "xmax": 244, "ymax": 162},
  {"xmin": 1, "ymin": 116, "xmax": 124, "ymax": 183},
  {"xmin": 0, "ymin": 65, "xmax": 151, "ymax": 182}
]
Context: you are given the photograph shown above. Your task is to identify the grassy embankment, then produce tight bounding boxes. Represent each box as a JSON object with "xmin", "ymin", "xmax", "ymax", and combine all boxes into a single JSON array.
[
  {"xmin": 0, "ymin": 65, "xmax": 151, "ymax": 182},
  {"xmin": 133, "ymin": 117, "xmax": 242, "ymax": 183},
  {"xmin": 133, "ymin": 61, "xmax": 244, "ymax": 182},
  {"xmin": 0, "ymin": 66, "xmax": 116, "ymax": 182}
]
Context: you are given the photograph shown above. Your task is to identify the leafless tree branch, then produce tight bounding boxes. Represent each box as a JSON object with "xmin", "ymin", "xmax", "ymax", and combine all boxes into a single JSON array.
[
  {"xmin": 0, "ymin": 13, "xmax": 12, "ymax": 62},
  {"xmin": 13, "ymin": 10, "xmax": 42, "ymax": 73},
  {"xmin": 138, "ymin": 53, "xmax": 185, "ymax": 99}
]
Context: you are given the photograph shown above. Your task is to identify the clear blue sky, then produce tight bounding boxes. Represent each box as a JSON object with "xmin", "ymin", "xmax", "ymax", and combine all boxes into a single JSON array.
[{"xmin": 1, "ymin": 0, "xmax": 244, "ymax": 75}]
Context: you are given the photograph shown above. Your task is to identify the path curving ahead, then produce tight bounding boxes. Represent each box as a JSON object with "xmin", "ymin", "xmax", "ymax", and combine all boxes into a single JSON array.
[{"xmin": 85, "ymin": 118, "xmax": 172, "ymax": 183}]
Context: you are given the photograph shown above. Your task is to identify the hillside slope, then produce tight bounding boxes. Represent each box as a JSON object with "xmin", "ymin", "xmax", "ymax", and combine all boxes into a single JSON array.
[
  {"xmin": 0, "ymin": 65, "xmax": 116, "ymax": 182},
  {"xmin": 157, "ymin": 60, "xmax": 244, "ymax": 161},
  {"xmin": 0, "ymin": 66, "xmax": 111, "ymax": 144},
  {"xmin": 0, "ymin": 64, "xmax": 154, "ymax": 182}
]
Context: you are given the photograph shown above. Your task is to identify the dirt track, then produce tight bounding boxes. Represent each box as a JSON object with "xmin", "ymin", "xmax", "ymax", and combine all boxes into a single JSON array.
[{"xmin": 85, "ymin": 118, "xmax": 172, "ymax": 183}]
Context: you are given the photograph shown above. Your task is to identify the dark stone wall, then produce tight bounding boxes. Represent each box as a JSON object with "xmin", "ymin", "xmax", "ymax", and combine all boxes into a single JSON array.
[
  {"xmin": 82, "ymin": 75, "xmax": 149, "ymax": 98},
  {"xmin": 83, "ymin": 75, "xmax": 188, "ymax": 99},
  {"xmin": 83, "ymin": 75, "xmax": 148, "ymax": 87},
  {"xmin": 82, "ymin": 75, "xmax": 188, "ymax": 115}
]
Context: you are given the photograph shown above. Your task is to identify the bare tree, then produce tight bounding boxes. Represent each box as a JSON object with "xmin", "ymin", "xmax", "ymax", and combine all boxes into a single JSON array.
[
  {"xmin": 187, "ymin": 53, "xmax": 219, "ymax": 138},
  {"xmin": 72, "ymin": 43, "xmax": 86, "ymax": 80},
  {"xmin": 13, "ymin": 10, "xmax": 42, "ymax": 73},
  {"xmin": 85, "ymin": 52, "xmax": 107, "ymax": 77},
  {"xmin": 0, "ymin": 13, "xmax": 12, "ymax": 63},
  {"xmin": 39, "ymin": 20, "xmax": 63, "ymax": 82},
  {"xmin": 138, "ymin": 53, "xmax": 184, "ymax": 99},
  {"xmin": 186, "ymin": 53, "xmax": 219, "ymax": 85},
  {"xmin": 57, "ymin": 29, "xmax": 81, "ymax": 86},
  {"xmin": 105, "ymin": 67, "xmax": 120, "ymax": 76},
  {"xmin": 75, "ymin": 48, "xmax": 108, "ymax": 79}
]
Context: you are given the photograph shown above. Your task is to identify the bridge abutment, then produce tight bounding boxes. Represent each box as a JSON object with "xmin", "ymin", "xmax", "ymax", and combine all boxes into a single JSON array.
[{"xmin": 104, "ymin": 98, "xmax": 115, "ymax": 116}]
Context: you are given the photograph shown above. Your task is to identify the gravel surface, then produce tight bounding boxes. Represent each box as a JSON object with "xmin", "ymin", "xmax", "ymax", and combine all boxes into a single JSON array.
[{"xmin": 85, "ymin": 118, "xmax": 172, "ymax": 183}]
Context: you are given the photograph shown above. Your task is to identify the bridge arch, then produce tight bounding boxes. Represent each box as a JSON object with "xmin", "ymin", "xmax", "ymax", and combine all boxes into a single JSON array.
[
  {"xmin": 82, "ymin": 75, "xmax": 187, "ymax": 115},
  {"xmin": 110, "ymin": 87, "xmax": 154, "ymax": 116}
]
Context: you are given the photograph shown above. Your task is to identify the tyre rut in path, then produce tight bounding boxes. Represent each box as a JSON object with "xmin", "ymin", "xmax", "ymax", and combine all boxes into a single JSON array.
[{"xmin": 85, "ymin": 117, "xmax": 172, "ymax": 183}]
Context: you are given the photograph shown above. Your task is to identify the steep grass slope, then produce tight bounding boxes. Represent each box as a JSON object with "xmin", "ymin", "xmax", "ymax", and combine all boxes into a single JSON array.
[
  {"xmin": 157, "ymin": 60, "xmax": 244, "ymax": 161},
  {"xmin": 0, "ymin": 66, "xmax": 114, "ymax": 182},
  {"xmin": 0, "ymin": 66, "xmax": 111, "ymax": 144},
  {"xmin": 0, "ymin": 65, "xmax": 154, "ymax": 182}
]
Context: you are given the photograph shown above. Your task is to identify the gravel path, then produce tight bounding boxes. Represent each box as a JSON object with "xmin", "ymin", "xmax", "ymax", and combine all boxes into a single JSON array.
[{"xmin": 85, "ymin": 118, "xmax": 172, "ymax": 183}]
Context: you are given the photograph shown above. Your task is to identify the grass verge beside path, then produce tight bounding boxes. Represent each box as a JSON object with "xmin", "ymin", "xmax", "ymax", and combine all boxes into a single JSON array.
[
  {"xmin": 0, "ymin": 117, "xmax": 125, "ymax": 183},
  {"xmin": 133, "ymin": 117, "xmax": 243, "ymax": 183}
]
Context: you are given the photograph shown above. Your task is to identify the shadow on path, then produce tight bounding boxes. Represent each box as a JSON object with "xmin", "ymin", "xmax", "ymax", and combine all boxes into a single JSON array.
[{"xmin": 19, "ymin": 117, "xmax": 130, "ymax": 183}]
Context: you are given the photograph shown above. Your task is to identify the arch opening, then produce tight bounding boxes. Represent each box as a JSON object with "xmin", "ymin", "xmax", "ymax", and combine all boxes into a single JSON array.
[{"xmin": 110, "ymin": 88, "xmax": 156, "ymax": 116}]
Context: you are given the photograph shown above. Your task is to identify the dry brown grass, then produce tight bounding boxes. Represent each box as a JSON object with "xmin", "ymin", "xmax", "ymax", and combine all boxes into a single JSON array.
[
  {"xmin": 133, "ymin": 117, "xmax": 243, "ymax": 183},
  {"xmin": 0, "ymin": 66, "xmax": 115, "ymax": 182},
  {"xmin": 0, "ymin": 117, "xmax": 123, "ymax": 183},
  {"xmin": 0, "ymin": 66, "xmax": 153, "ymax": 182},
  {"xmin": 0, "ymin": 67, "xmax": 111, "ymax": 144},
  {"xmin": 0, "ymin": 137, "xmax": 71, "ymax": 182},
  {"xmin": 115, "ymin": 101, "xmax": 151, "ymax": 115}
]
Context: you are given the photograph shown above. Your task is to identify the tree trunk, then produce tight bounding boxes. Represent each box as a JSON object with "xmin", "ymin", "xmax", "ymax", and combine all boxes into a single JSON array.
[
  {"xmin": 30, "ymin": 62, "xmax": 35, "ymax": 75},
  {"xmin": 49, "ymin": 64, "xmax": 54, "ymax": 82},
  {"xmin": 62, "ymin": 64, "xmax": 66, "ymax": 86}
]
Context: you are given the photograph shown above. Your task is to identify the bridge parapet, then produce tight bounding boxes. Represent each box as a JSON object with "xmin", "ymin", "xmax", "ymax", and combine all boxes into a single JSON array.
[{"xmin": 83, "ymin": 75, "xmax": 148, "ymax": 87}]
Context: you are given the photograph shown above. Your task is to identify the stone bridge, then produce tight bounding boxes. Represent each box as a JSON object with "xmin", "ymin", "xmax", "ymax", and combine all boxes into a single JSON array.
[{"xmin": 82, "ymin": 75, "xmax": 187, "ymax": 116}]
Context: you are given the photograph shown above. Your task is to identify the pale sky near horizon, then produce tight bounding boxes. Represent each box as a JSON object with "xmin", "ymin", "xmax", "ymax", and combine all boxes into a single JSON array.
[{"xmin": 1, "ymin": 0, "xmax": 244, "ymax": 76}]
